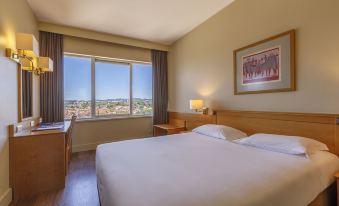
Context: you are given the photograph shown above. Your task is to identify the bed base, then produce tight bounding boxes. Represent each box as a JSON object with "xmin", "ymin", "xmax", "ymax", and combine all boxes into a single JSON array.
[
  {"xmin": 96, "ymin": 182, "xmax": 336, "ymax": 206},
  {"xmin": 309, "ymin": 183, "xmax": 336, "ymax": 206}
]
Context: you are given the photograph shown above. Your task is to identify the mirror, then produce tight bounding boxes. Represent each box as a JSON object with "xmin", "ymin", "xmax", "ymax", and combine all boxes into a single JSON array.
[{"xmin": 18, "ymin": 65, "xmax": 33, "ymax": 122}]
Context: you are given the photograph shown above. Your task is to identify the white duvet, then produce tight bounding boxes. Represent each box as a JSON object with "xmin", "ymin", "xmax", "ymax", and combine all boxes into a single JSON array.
[{"xmin": 96, "ymin": 132, "xmax": 339, "ymax": 206}]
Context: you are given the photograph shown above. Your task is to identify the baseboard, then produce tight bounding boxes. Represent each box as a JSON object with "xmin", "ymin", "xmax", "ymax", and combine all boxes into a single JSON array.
[{"xmin": 0, "ymin": 188, "xmax": 12, "ymax": 206}]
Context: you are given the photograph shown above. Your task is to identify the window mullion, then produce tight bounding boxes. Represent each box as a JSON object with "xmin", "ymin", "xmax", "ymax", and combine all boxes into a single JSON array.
[
  {"xmin": 91, "ymin": 57, "xmax": 96, "ymax": 118},
  {"xmin": 129, "ymin": 63, "xmax": 133, "ymax": 115}
]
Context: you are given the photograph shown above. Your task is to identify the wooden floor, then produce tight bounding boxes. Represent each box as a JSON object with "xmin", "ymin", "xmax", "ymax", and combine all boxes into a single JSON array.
[{"xmin": 11, "ymin": 151, "xmax": 100, "ymax": 206}]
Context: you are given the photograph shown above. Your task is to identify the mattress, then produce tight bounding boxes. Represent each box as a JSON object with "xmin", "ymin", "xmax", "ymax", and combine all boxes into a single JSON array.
[{"xmin": 96, "ymin": 132, "xmax": 339, "ymax": 206}]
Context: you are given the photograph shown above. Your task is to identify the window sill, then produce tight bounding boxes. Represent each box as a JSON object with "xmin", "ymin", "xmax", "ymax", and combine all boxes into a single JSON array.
[{"xmin": 73, "ymin": 115, "xmax": 153, "ymax": 123}]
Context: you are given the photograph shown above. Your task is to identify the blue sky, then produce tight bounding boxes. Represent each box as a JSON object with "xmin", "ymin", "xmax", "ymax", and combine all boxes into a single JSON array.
[{"xmin": 64, "ymin": 56, "xmax": 152, "ymax": 101}]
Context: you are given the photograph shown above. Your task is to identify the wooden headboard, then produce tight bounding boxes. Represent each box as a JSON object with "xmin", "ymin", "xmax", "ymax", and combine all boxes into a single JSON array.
[{"xmin": 216, "ymin": 110, "xmax": 339, "ymax": 156}]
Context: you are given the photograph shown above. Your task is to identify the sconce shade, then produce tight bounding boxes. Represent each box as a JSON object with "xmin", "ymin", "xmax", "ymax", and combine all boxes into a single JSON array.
[
  {"xmin": 20, "ymin": 58, "xmax": 34, "ymax": 71},
  {"xmin": 16, "ymin": 33, "xmax": 39, "ymax": 57},
  {"xmin": 38, "ymin": 57, "xmax": 54, "ymax": 72},
  {"xmin": 190, "ymin": 100, "xmax": 203, "ymax": 110}
]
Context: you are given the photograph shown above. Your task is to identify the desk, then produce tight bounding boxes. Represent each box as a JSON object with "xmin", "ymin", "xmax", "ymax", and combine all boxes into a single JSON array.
[{"xmin": 9, "ymin": 120, "xmax": 70, "ymax": 200}]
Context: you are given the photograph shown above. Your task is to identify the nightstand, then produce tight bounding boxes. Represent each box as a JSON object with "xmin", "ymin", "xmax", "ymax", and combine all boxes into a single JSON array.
[
  {"xmin": 153, "ymin": 124, "xmax": 186, "ymax": 136},
  {"xmin": 335, "ymin": 172, "xmax": 339, "ymax": 206},
  {"xmin": 153, "ymin": 118, "xmax": 186, "ymax": 136},
  {"xmin": 180, "ymin": 130, "xmax": 192, "ymax": 134}
]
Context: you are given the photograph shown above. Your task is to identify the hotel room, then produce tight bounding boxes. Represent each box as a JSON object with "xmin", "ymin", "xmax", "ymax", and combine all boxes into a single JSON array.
[{"xmin": 0, "ymin": 0, "xmax": 339, "ymax": 205}]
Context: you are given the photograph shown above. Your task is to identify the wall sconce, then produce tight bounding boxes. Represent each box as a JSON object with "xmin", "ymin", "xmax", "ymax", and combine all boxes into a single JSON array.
[
  {"xmin": 189, "ymin": 99, "xmax": 209, "ymax": 114},
  {"xmin": 5, "ymin": 33, "xmax": 53, "ymax": 75}
]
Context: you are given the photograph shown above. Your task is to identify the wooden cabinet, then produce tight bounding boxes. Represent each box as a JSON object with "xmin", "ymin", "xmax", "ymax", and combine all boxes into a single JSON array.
[
  {"xmin": 153, "ymin": 112, "xmax": 217, "ymax": 136},
  {"xmin": 180, "ymin": 130, "xmax": 192, "ymax": 134},
  {"xmin": 9, "ymin": 120, "xmax": 70, "ymax": 201},
  {"xmin": 153, "ymin": 124, "xmax": 186, "ymax": 136},
  {"xmin": 153, "ymin": 119, "xmax": 186, "ymax": 136}
]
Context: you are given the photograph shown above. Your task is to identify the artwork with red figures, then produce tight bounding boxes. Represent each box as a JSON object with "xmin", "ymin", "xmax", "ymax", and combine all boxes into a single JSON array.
[{"xmin": 242, "ymin": 47, "xmax": 280, "ymax": 85}]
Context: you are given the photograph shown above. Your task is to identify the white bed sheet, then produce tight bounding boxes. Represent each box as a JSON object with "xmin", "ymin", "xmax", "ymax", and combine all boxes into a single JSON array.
[{"xmin": 96, "ymin": 132, "xmax": 339, "ymax": 206}]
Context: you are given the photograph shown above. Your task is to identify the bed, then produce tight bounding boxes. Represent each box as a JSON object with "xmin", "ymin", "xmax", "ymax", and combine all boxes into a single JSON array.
[{"xmin": 96, "ymin": 110, "xmax": 339, "ymax": 206}]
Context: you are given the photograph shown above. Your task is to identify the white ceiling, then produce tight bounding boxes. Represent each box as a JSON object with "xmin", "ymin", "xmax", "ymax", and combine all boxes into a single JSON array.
[{"xmin": 26, "ymin": 0, "xmax": 234, "ymax": 45}]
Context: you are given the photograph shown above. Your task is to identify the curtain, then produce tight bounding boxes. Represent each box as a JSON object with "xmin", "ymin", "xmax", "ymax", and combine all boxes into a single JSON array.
[
  {"xmin": 39, "ymin": 31, "xmax": 64, "ymax": 122},
  {"xmin": 152, "ymin": 50, "xmax": 168, "ymax": 125}
]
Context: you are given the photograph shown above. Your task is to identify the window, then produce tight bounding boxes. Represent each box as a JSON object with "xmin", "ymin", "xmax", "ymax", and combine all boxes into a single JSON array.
[
  {"xmin": 95, "ymin": 61, "xmax": 130, "ymax": 116},
  {"xmin": 64, "ymin": 55, "xmax": 92, "ymax": 119},
  {"xmin": 132, "ymin": 64, "xmax": 152, "ymax": 115},
  {"xmin": 64, "ymin": 54, "xmax": 153, "ymax": 119}
]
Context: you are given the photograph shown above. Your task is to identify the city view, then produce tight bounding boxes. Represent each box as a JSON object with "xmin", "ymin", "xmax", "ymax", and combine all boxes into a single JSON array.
[{"xmin": 64, "ymin": 98, "xmax": 152, "ymax": 119}]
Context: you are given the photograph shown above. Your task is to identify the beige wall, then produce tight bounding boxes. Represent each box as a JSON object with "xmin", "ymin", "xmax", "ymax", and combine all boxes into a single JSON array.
[
  {"xmin": 72, "ymin": 117, "xmax": 153, "ymax": 152},
  {"xmin": 168, "ymin": 0, "xmax": 339, "ymax": 114},
  {"xmin": 0, "ymin": 0, "xmax": 39, "ymax": 204},
  {"xmin": 64, "ymin": 36, "xmax": 151, "ymax": 62}
]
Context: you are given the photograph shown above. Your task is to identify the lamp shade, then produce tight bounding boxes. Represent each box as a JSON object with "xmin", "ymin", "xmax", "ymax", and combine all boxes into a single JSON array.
[
  {"xmin": 20, "ymin": 58, "xmax": 34, "ymax": 71},
  {"xmin": 16, "ymin": 33, "xmax": 39, "ymax": 57},
  {"xmin": 190, "ymin": 100, "xmax": 203, "ymax": 110},
  {"xmin": 38, "ymin": 57, "xmax": 54, "ymax": 72}
]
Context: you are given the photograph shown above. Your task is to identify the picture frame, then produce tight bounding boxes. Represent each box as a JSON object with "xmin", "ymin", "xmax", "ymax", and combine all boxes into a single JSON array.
[{"xmin": 233, "ymin": 30, "xmax": 296, "ymax": 95}]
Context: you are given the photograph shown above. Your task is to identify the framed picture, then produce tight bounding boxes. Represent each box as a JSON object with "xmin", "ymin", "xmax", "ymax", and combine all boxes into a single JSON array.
[{"xmin": 234, "ymin": 30, "xmax": 295, "ymax": 95}]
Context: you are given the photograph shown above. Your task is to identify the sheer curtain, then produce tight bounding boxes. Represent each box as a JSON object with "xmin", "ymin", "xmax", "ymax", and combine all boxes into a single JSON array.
[{"xmin": 39, "ymin": 31, "xmax": 64, "ymax": 122}]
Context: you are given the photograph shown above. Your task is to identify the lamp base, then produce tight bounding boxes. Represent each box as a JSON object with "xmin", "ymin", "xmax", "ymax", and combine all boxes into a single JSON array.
[
  {"xmin": 195, "ymin": 108, "xmax": 209, "ymax": 115},
  {"xmin": 202, "ymin": 107, "xmax": 209, "ymax": 115}
]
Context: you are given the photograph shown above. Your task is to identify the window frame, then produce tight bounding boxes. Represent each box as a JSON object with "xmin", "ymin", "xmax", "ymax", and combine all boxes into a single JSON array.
[{"xmin": 64, "ymin": 52, "xmax": 153, "ymax": 120}]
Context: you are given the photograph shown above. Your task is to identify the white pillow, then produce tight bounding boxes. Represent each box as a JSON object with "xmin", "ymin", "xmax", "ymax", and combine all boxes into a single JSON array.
[
  {"xmin": 192, "ymin": 124, "xmax": 247, "ymax": 141},
  {"xmin": 234, "ymin": 133, "xmax": 329, "ymax": 157}
]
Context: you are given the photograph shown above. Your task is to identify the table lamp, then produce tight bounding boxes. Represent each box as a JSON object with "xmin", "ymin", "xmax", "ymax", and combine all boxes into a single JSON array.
[{"xmin": 189, "ymin": 100, "xmax": 208, "ymax": 114}]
